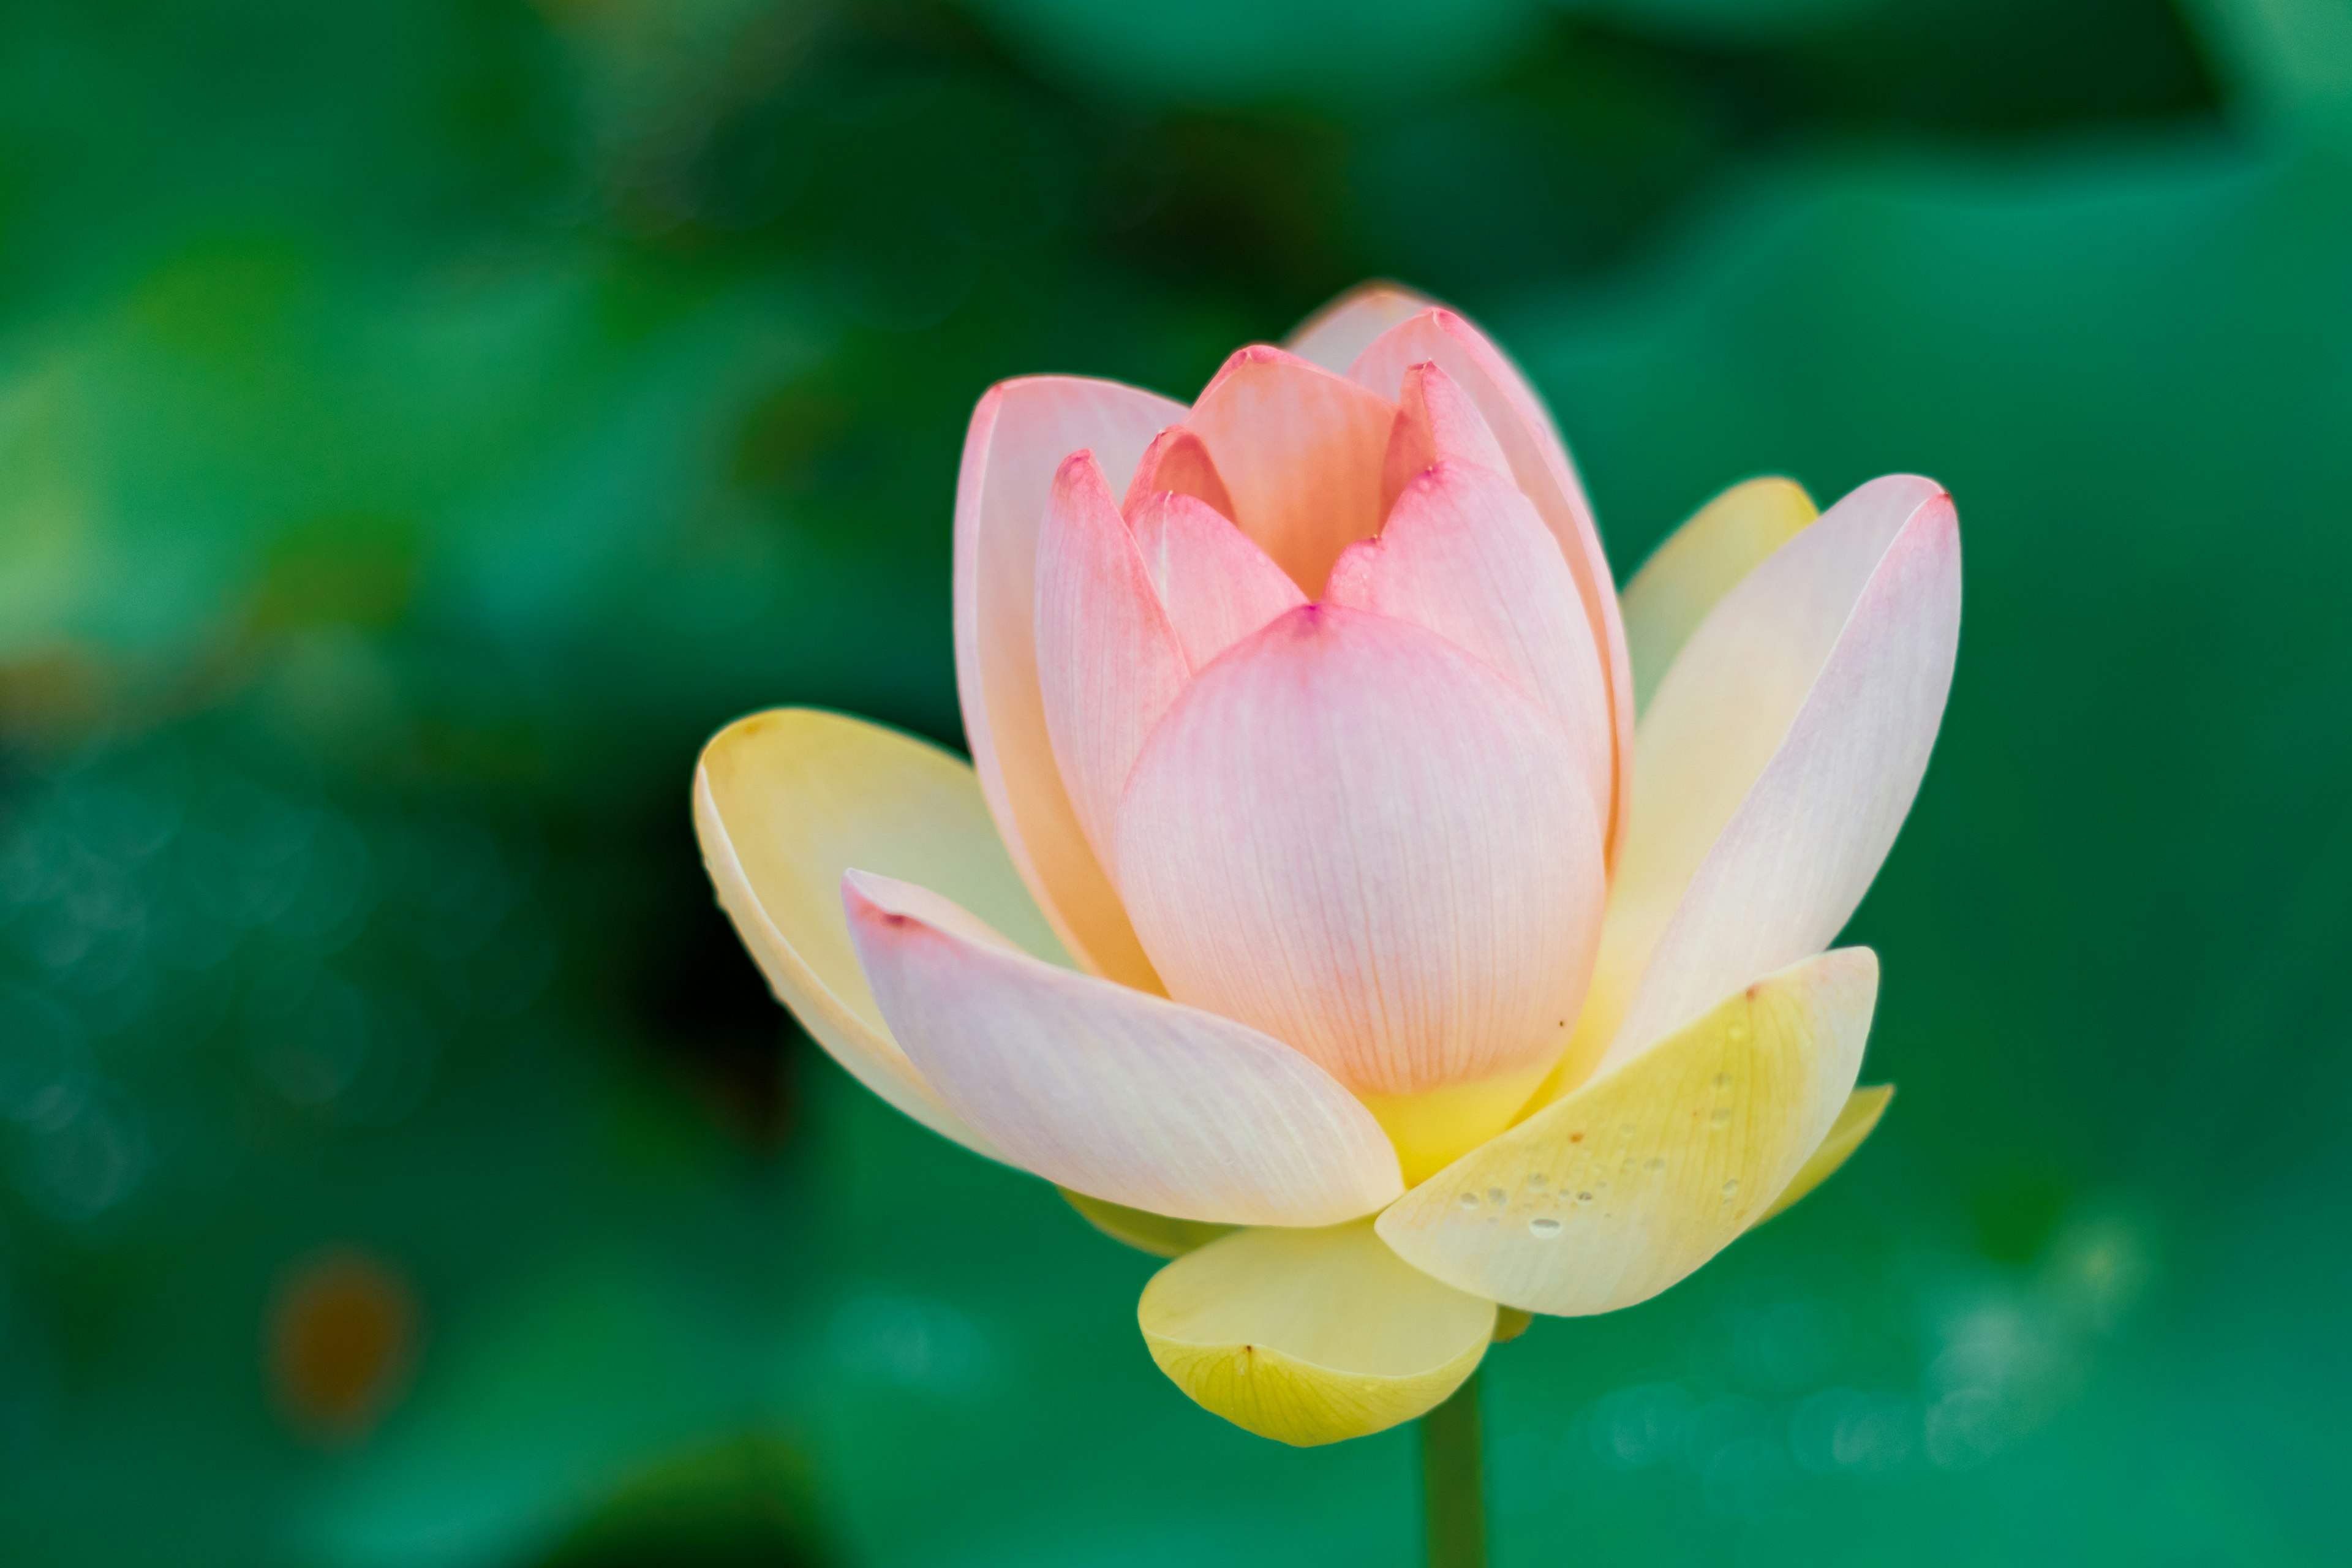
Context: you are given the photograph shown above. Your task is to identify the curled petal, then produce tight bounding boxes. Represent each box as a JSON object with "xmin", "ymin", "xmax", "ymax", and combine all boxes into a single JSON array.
[
  {"xmin": 1348, "ymin": 307, "xmax": 1634, "ymax": 861},
  {"xmin": 1121, "ymin": 424, "xmax": 1236, "ymax": 521},
  {"xmin": 1754, "ymin": 1084, "xmax": 1893, "ymax": 1225},
  {"xmin": 1327, "ymin": 459, "xmax": 1613, "ymax": 813},
  {"xmin": 1117, "ymin": 605, "xmax": 1605, "ymax": 1109},
  {"xmin": 1623, "ymin": 477, "xmax": 1817, "ymax": 715},
  {"xmin": 693, "ymin": 709, "xmax": 1071, "ymax": 1160},
  {"xmin": 1035, "ymin": 451, "xmax": 1193, "ymax": 869},
  {"xmin": 1379, "ymin": 360, "xmax": 1513, "ymax": 518},
  {"xmin": 1376, "ymin": 949, "xmax": 1875, "ymax": 1317},
  {"xmin": 1138, "ymin": 1220, "xmax": 1495, "ymax": 1446},
  {"xmin": 1182, "ymin": 345, "xmax": 1398, "ymax": 597},
  {"xmin": 843, "ymin": 871, "xmax": 1403, "ymax": 1226},
  {"xmin": 1128, "ymin": 489, "xmax": 1306, "ymax": 670},
  {"xmin": 956, "ymin": 375, "xmax": 1185, "ymax": 990},
  {"xmin": 1284, "ymin": 281, "xmax": 1438, "ymax": 373},
  {"xmin": 1060, "ymin": 1189, "xmax": 1233, "ymax": 1259},
  {"xmin": 1559, "ymin": 476, "xmax": 1958, "ymax": 1092}
]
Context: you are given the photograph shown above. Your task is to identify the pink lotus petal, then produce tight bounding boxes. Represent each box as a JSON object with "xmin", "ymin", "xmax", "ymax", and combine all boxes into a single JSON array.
[
  {"xmin": 1379, "ymin": 361, "xmax": 1513, "ymax": 519},
  {"xmin": 1325, "ymin": 459, "xmax": 1613, "ymax": 812},
  {"xmin": 845, "ymin": 870, "xmax": 1404, "ymax": 1226},
  {"xmin": 1129, "ymin": 490, "xmax": 1306, "ymax": 669},
  {"xmin": 1578, "ymin": 475, "xmax": 1959, "ymax": 1085},
  {"xmin": 1350, "ymin": 309, "xmax": 1635, "ymax": 862},
  {"xmin": 956, "ymin": 375, "xmax": 1186, "ymax": 991},
  {"xmin": 1116, "ymin": 604, "xmax": 1606, "ymax": 1099},
  {"xmin": 1183, "ymin": 345, "xmax": 1398, "ymax": 598},
  {"xmin": 1285, "ymin": 282, "xmax": 1437, "ymax": 373},
  {"xmin": 1121, "ymin": 424, "xmax": 1236, "ymax": 521},
  {"xmin": 1035, "ymin": 451, "xmax": 1194, "ymax": 873}
]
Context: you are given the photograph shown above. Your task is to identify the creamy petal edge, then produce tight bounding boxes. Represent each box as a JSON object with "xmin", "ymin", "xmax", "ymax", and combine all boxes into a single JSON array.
[
  {"xmin": 843, "ymin": 870, "xmax": 1404, "ymax": 1227},
  {"xmin": 1755, "ymin": 1084, "xmax": 1893, "ymax": 1225},
  {"xmin": 1602, "ymin": 483, "xmax": 1957, "ymax": 1077},
  {"xmin": 693, "ymin": 708, "xmax": 1079, "ymax": 1162},
  {"xmin": 1139, "ymin": 1221, "xmax": 1496, "ymax": 1446},
  {"xmin": 1621, "ymin": 476, "xmax": 1817, "ymax": 717},
  {"xmin": 1376, "ymin": 949, "xmax": 1875, "ymax": 1317},
  {"xmin": 1061, "ymin": 1189, "xmax": 1234, "ymax": 1259}
]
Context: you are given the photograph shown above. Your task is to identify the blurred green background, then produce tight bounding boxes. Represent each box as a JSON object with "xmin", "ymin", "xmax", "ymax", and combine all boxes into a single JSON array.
[{"xmin": 2, "ymin": 0, "xmax": 2346, "ymax": 1562}]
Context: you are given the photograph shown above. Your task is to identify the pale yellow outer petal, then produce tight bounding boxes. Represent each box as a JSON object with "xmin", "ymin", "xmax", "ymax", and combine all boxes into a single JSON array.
[
  {"xmin": 1139, "ymin": 1221, "xmax": 1496, "ymax": 1446},
  {"xmin": 1061, "ymin": 1189, "xmax": 1233, "ymax": 1259},
  {"xmin": 693, "ymin": 708, "xmax": 1071, "ymax": 1160},
  {"xmin": 1754, "ymin": 1084, "xmax": 1893, "ymax": 1224},
  {"xmin": 1621, "ymin": 477, "xmax": 1817, "ymax": 716},
  {"xmin": 1376, "ymin": 949, "xmax": 1875, "ymax": 1317}
]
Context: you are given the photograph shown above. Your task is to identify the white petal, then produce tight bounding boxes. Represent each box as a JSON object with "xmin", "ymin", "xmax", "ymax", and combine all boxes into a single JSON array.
[{"xmin": 1561, "ymin": 475, "xmax": 1958, "ymax": 1093}]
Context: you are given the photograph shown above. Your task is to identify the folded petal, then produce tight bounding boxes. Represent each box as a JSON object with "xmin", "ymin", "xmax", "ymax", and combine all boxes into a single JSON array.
[
  {"xmin": 1121, "ymin": 424, "xmax": 1236, "ymax": 521},
  {"xmin": 1182, "ymin": 345, "xmax": 1397, "ymax": 597},
  {"xmin": 1376, "ymin": 949, "xmax": 1875, "ymax": 1317},
  {"xmin": 1284, "ymin": 281, "xmax": 1438, "ymax": 373},
  {"xmin": 1378, "ymin": 360, "xmax": 1513, "ymax": 519},
  {"xmin": 1622, "ymin": 477, "xmax": 1817, "ymax": 716},
  {"xmin": 1117, "ymin": 605, "xmax": 1605, "ymax": 1109},
  {"xmin": 1035, "ymin": 451, "xmax": 1193, "ymax": 869},
  {"xmin": 956, "ymin": 375, "xmax": 1188, "ymax": 991},
  {"xmin": 843, "ymin": 871, "xmax": 1403, "ymax": 1226},
  {"xmin": 1348, "ymin": 307, "xmax": 1635, "ymax": 859},
  {"xmin": 1326, "ymin": 459, "xmax": 1613, "ymax": 813},
  {"xmin": 1755, "ymin": 1084, "xmax": 1893, "ymax": 1225},
  {"xmin": 1559, "ymin": 476, "xmax": 1958, "ymax": 1091},
  {"xmin": 694, "ymin": 709, "xmax": 1072, "ymax": 1160},
  {"xmin": 1138, "ymin": 1220, "xmax": 1495, "ymax": 1446},
  {"xmin": 1061, "ymin": 1188, "xmax": 1233, "ymax": 1259},
  {"xmin": 1128, "ymin": 489, "xmax": 1306, "ymax": 669}
]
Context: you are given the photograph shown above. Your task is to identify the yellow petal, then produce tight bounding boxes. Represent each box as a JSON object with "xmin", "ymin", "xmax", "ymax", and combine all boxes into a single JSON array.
[
  {"xmin": 693, "ymin": 708, "xmax": 1070, "ymax": 1158},
  {"xmin": 1060, "ymin": 1189, "xmax": 1234, "ymax": 1259},
  {"xmin": 1376, "ymin": 949, "xmax": 1875, "ymax": 1317},
  {"xmin": 1755, "ymin": 1084, "xmax": 1893, "ymax": 1224},
  {"xmin": 1138, "ymin": 1221, "xmax": 1495, "ymax": 1446},
  {"xmin": 1491, "ymin": 1307, "xmax": 1533, "ymax": 1344},
  {"xmin": 1621, "ymin": 477, "xmax": 1815, "ymax": 715}
]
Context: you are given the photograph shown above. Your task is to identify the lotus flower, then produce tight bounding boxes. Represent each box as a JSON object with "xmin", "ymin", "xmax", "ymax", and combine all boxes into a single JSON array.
[{"xmin": 695, "ymin": 285, "xmax": 1959, "ymax": 1447}]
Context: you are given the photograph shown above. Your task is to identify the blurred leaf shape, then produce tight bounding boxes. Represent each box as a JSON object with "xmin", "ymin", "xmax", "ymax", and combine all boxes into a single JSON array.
[
  {"xmin": 965, "ymin": 0, "xmax": 1551, "ymax": 112},
  {"xmin": 2187, "ymin": 0, "xmax": 2352, "ymax": 148}
]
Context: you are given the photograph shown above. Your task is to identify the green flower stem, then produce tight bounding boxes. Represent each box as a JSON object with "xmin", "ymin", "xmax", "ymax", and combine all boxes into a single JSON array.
[{"xmin": 1420, "ymin": 1369, "xmax": 1488, "ymax": 1568}]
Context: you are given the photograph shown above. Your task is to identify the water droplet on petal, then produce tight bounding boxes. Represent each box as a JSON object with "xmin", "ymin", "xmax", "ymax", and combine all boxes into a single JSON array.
[
  {"xmin": 1528, "ymin": 1216, "xmax": 1562, "ymax": 1238},
  {"xmin": 1575, "ymin": 1190, "xmax": 1594, "ymax": 1205},
  {"xmin": 1525, "ymin": 1171, "xmax": 1548, "ymax": 1191},
  {"xmin": 1487, "ymin": 1187, "xmax": 1507, "ymax": 1208},
  {"xmin": 1721, "ymin": 1178, "xmax": 1741, "ymax": 1199},
  {"xmin": 1645, "ymin": 1156, "xmax": 1667, "ymax": 1172},
  {"xmin": 1713, "ymin": 1072, "xmax": 1733, "ymax": 1091},
  {"xmin": 1457, "ymin": 1191, "xmax": 1480, "ymax": 1212},
  {"xmin": 1709, "ymin": 1107, "xmax": 1733, "ymax": 1129},
  {"xmin": 1727, "ymin": 1020, "xmax": 1751, "ymax": 1045}
]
